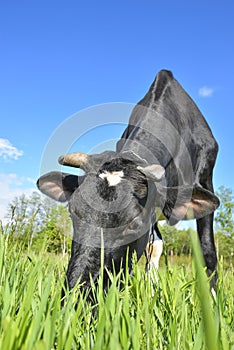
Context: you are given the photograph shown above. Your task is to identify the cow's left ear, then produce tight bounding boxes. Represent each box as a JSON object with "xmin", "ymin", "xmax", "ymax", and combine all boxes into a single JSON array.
[
  {"xmin": 166, "ymin": 185, "xmax": 220, "ymax": 224},
  {"xmin": 37, "ymin": 171, "xmax": 82, "ymax": 202},
  {"xmin": 137, "ymin": 164, "xmax": 165, "ymax": 182}
]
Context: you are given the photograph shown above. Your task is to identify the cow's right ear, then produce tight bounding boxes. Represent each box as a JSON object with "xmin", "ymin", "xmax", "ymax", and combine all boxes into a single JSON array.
[{"xmin": 37, "ymin": 171, "xmax": 82, "ymax": 202}]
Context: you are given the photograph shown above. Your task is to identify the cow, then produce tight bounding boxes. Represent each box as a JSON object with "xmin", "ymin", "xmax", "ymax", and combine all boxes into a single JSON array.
[{"xmin": 37, "ymin": 70, "xmax": 219, "ymax": 296}]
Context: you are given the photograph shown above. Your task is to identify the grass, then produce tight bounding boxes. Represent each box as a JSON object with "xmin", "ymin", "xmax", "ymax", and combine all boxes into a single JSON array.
[{"xmin": 0, "ymin": 233, "xmax": 234, "ymax": 350}]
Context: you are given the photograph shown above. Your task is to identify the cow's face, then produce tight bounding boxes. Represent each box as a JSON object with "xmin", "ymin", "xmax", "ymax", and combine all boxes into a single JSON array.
[{"xmin": 37, "ymin": 156, "xmax": 164, "ymax": 249}]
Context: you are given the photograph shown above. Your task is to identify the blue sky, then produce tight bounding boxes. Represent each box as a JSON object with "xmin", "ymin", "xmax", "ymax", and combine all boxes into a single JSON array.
[{"xmin": 0, "ymin": 0, "xmax": 234, "ymax": 223}]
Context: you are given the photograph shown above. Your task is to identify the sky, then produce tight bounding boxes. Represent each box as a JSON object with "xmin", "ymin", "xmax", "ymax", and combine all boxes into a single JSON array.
[{"xmin": 0, "ymin": 0, "xmax": 234, "ymax": 224}]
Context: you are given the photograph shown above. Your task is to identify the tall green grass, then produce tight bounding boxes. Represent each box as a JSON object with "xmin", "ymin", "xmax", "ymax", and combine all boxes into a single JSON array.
[{"xmin": 0, "ymin": 232, "xmax": 234, "ymax": 349}]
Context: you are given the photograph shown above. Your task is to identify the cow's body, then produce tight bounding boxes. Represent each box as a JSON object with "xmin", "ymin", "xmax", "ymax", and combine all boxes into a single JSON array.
[
  {"xmin": 37, "ymin": 70, "xmax": 219, "ymax": 295},
  {"xmin": 117, "ymin": 70, "xmax": 219, "ymax": 278}
]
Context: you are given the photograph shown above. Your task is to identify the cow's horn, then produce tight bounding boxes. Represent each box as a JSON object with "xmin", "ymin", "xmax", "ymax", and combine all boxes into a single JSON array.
[{"xmin": 58, "ymin": 152, "xmax": 93, "ymax": 172}]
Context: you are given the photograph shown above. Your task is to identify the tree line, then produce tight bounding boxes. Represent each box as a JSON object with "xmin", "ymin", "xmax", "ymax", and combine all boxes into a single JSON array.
[
  {"xmin": 1, "ymin": 186, "xmax": 233, "ymax": 265},
  {"xmin": 1, "ymin": 192, "xmax": 72, "ymax": 255}
]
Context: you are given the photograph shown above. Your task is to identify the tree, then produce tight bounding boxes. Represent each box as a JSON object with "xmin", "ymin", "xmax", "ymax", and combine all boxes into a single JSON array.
[
  {"xmin": 215, "ymin": 186, "xmax": 234, "ymax": 264},
  {"xmin": 159, "ymin": 223, "xmax": 193, "ymax": 257},
  {"xmin": 5, "ymin": 193, "xmax": 72, "ymax": 254},
  {"xmin": 5, "ymin": 192, "xmax": 43, "ymax": 248},
  {"xmin": 215, "ymin": 186, "xmax": 234, "ymax": 237},
  {"xmin": 34, "ymin": 203, "xmax": 72, "ymax": 255}
]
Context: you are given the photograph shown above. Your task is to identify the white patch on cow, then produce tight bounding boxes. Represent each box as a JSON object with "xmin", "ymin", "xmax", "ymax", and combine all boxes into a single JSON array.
[
  {"xmin": 99, "ymin": 170, "xmax": 124, "ymax": 186},
  {"xmin": 147, "ymin": 240, "xmax": 164, "ymax": 270}
]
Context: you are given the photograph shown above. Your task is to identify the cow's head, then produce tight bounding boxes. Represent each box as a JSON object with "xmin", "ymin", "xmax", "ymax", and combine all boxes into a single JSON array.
[{"xmin": 37, "ymin": 151, "xmax": 165, "ymax": 289}]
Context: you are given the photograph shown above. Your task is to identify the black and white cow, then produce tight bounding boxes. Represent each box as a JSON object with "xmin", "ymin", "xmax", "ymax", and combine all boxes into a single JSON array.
[{"xmin": 37, "ymin": 70, "xmax": 219, "ymax": 294}]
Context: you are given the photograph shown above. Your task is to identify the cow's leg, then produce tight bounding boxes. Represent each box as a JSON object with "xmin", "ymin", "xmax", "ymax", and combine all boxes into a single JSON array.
[
  {"xmin": 145, "ymin": 223, "xmax": 163, "ymax": 271},
  {"xmin": 196, "ymin": 173, "xmax": 217, "ymax": 287},
  {"xmin": 193, "ymin": 138, "xmax": 218, "ymax": 287},
  {"xmin": 196, "ymin": 212, "xmax": 217, "ymax": 285}
]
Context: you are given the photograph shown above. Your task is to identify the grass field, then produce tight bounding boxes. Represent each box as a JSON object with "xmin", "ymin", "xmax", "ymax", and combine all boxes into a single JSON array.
[{"xmin": 0, "ymin": 233, "xmax": 234, "ymax": 350}]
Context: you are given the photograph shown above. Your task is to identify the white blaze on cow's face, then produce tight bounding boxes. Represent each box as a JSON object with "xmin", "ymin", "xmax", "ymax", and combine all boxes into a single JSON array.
[{"xmin": 99, "ymin": 170, "xmax": 124, "ymax": 187}]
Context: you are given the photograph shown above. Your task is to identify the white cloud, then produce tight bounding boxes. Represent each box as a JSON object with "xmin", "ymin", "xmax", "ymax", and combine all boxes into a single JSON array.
[
  {"xmin": 198, "ymin": 86, "xmax": 214, "ymax": 98},
  {"xmin": 0, "ymin": 173, "xmax": 38, "ymax": 225},
  {"xmin": 0, "ymin": 138, "xmax": 24, "ymax": 161}
]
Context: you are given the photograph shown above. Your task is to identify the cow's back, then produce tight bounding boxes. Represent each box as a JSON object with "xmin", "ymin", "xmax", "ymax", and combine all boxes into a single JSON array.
[{"xmin": 117, "ymin": 70, "xmax": 218, "ymax": 187}]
